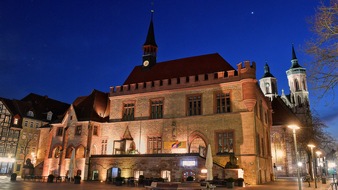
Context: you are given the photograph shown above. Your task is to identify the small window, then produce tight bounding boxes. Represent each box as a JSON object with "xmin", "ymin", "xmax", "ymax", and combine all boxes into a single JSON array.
[
  {"xmin": 24, "ymin": 121, "xmax": 28, "ymax": 127},
  {"xmin": 75, "ymin": 126, "xmax": 82, "ymax": 135},
  {"xmin": 30, "ymin": 122, "xmax": 33, "ymax": 128},
  {"xmin": 93, "ymin": 126, "xmax": 98, "ymax": 136},
  {"xmin": 47, "ymin": 111, "xmax": 53, "ymax": 121},
  {"xmin": 215, "ymin": 93, "xmax": 231, "ymax": 113},
  {"xmin": 13, "ymin": 118, "xmax": 18, "ymax": 125},
  {"xmin": 216, "ymin": 131, "xmax": 234, "ymax": 153},
  {"xmin": 56, "ymin": 127, "xmax": 63, "ymax": 136}
]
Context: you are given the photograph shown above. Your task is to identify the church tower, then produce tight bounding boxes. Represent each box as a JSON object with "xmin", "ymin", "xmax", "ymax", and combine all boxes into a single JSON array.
[
  {"xmin": 142, "ymin": 10, "xmax": 157, "ymax": 69},
  {"xmin": 259, "ymin": 63, "xmax": 278, "ymax": 101},
  {"xmin": 286, "ymin": 45, "xmax": 310, "ymax": 114}
]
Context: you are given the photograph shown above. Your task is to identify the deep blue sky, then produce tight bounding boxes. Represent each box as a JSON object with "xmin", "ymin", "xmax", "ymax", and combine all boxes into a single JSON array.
[{"xmin": 0, "ymin": 1, "xmax": 337, "ymax": 135}]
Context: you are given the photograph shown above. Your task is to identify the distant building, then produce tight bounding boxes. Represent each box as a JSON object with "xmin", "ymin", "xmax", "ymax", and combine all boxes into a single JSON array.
[{"xmin": 260, "ymin": 46, "xmax": 312, "ymax": 177}]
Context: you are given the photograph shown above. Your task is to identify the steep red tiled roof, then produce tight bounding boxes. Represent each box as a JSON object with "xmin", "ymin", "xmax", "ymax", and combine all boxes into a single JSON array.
[
  {"xmin": 271, "ymin": 97, "xmax": 302, "ymax": 127},
  {"xmin": 124, "ymin": 53, "xmax": 235, "ymax": 85},
  {"xmin": 72, "ymin": 89, "xmax": 110, "ymax": 122}
]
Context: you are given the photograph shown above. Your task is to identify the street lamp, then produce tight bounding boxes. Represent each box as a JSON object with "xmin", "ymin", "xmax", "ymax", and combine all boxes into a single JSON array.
[
  {"xmin": 308, "ymin": 144, "xmax": 317, "ymax": 188},
  {"xmin": 288, "ymin": 124, "xmax": 302, "ymax": 190}
]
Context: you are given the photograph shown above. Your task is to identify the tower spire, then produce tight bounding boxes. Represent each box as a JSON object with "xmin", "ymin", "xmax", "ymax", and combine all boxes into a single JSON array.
[
  {"xmin": 290, "ymin": 44, "xmax": 301, "ymax": 69},
  {"xmin": 142, "ymin": 10, "xmax": 157, "ymax": 68}
]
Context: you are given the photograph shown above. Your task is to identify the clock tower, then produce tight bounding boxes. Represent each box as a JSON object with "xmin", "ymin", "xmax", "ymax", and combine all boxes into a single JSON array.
[{"xmin": 142, "ymin": 10, "xmax": 157, "ymax": 68}]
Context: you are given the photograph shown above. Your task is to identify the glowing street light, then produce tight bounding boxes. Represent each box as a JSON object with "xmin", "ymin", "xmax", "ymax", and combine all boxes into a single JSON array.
[
  {"xmin": 316, "ymin": 151, "xmax": 322, "ymax": 176},
  {"xmin": 288, "ymin": 124, "xmax": 302, "ymax": 190},
  {"xmin": 308, "ymin": 144, "xmax": 317, "ymax": 188}
]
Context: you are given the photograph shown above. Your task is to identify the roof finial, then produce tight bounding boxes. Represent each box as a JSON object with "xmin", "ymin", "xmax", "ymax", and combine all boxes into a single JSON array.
[{"xmin": 292, "ymin": 43, "xmax": 297, "ymax": 60}]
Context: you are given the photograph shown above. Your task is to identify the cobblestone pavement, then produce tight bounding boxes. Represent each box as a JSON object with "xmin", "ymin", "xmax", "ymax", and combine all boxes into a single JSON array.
[{"xmin": 0, "ymin": 176, "xmax": 334, "ymax": 190}]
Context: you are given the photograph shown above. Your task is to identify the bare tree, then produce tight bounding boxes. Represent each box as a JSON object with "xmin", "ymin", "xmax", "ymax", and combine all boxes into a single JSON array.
[{"xmin": 306, "ymin": 0, "xmax": 338, "ymax": 97}]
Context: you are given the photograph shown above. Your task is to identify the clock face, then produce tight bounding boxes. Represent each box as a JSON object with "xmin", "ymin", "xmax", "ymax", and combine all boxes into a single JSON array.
[
  {"xmin": 143, "ymin": 60, "xmax": 149, "ymax": 67},
  {"xmin": 265, "ymin": 83, "xmax": 270, "ymax": 87}
]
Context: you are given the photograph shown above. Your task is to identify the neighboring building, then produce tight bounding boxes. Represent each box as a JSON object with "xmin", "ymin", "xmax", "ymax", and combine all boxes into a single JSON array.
[
  {"xmin": 41, "ymin": 90, "xmax": 110, "ymax": 180},
  {"xmin": 40, "ymin": 14, "xmax": 273, "ymax": 185},
  {"xmin": 0, "ymin": 98, "xmax": 21, "ymax": 174},
  {"xmin": 0, "ymin": 94, "xmax": 69, "ymax": 177},
  {"xmin": 260, "ymin": 46, "xmax": 312, "ymax": 177}
]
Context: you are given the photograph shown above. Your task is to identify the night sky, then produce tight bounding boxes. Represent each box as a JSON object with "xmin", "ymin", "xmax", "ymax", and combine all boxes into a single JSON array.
[{"xmin": 1, "ymin": 1, "xmax": 337, "ymax": 135}]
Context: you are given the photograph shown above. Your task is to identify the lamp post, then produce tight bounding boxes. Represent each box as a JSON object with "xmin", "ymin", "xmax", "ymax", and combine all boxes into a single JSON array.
[
  {"xmin": 288, "ymin": 125, "xmax": 302, "ymax": 190},
  {"xmin": 308, "ymin": 144, "xmax": 317, "ymax": 188}
]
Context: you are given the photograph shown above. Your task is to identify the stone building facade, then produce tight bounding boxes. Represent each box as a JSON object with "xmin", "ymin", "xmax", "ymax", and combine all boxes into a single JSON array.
[{"xmin": 39, "ymin": 14, "xmax": 273, "ymax": 185}]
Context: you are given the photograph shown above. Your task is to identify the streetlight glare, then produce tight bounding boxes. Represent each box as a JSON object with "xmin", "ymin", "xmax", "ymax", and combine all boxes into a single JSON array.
[
  {"xmin": 316, "ymin": 151, "xmax": 322, "ymax": 156},
  {"xmin": 307, "ymin": 144, "xmax": 315, "ymax": 148},
  {"xmin": 288, "ymin": 124, "xmax": 300, "ymax": 130}
]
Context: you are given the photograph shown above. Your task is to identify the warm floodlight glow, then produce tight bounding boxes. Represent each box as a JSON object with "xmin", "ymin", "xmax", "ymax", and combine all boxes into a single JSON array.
[
  {"xmin": 298, "ymin": 162, "xmax": 303, "ymax": 167},
  {"xmin": 307, "ymin": 144, "xmax": 315, "ymax": 148},
  {"xmin": 316, "ymin": 151, "xmax": 322, "ymax": 156},
  {"xmin": 328, "ymin": 162, "xmax": 336, "ymax": 168},
  {"xmin": 201, "ymin": 169, "xmax": 208, "ymax": 174},
  {"xmin": 288, "ymin": 124, "xmax": 300, "ymax": 130}
]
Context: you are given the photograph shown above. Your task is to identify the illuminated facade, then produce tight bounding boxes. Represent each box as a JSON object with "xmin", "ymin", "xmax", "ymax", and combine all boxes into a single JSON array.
[
  {"xmin": 0, "ymin": 98, "xmax": 19, "ymax": 174},
  {"xmin": 40, "ymin": 15, "xmax": 273, "ymax": 185}
]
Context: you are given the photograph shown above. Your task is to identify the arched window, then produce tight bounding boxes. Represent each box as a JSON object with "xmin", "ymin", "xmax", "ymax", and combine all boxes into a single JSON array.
[
  {"xmin": 294, "ymin": 79, "xmax": 300, "ymax": 91},
  {"xmin": 303, "ymin": 80, "xmax": 307, "ymax": 91},
  {"xmin": 54, "ymin": 146, "xmax": 61, "ymax": 158},
  {"xmin": 76, "ymin": 145, "xmax": 86, "ymax": 158},
  {"xmin": 65, "ymin": 146, "xmax": 74, "ymax": 158}
]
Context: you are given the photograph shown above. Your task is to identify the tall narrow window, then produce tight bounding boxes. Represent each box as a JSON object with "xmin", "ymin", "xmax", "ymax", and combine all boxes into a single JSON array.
[
  {"xmin": 148, "ymin": 137, "xmax": 162, "ymax": 154},
  {"xmin": 93, "ymin": 126, "xmax": 98, "ymax": 136},
  {"xmin": 101, "ymin": 140, "xmax": 107, "ymax": 155},
  {"xmin": 216, "ymin": 131, "xmax": 234, "ymax": 153},
  {"xmin": 151, "ymin": 100, "xmax": 163, "ymax": 119},
  {"xmin": 56, "ymin": 127, "xmax": 63, "ymax": 136},
  {"xmin": 122, "ymin": 103, "xmax": 135, "ymax": 121},
  {"xmin": 187, "ymin": 95, "xmax": 201, "ymax": 116},
  {"xmin": 215, "ymin": 93, "xmax": 231, "ymax": 113},
  {"xmin": 294, "ymin": 79, "xmax": 300, "ymax": 91}
]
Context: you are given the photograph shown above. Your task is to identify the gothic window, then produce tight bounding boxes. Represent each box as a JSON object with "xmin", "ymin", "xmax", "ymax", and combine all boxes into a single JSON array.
[
  {"xmin": 75, "ymin": 126, "xmax": 82, "ymax": 135},
  {"xmin": 151, "ymin": 99, "xmax": 163, "ymax": 119},
  {"xmin": 187, "ymin": 95, "xmax": 202, "ymax": 116},
  {"xmin": 122, "ymin": 103, "xmax": 135, "ymax": 121},
  {"xmin": 216, "ymin": 131, "xmax": 234, "ymax": 153},
  {"xmin": 294, "ymin": 79, "xmax": 300, "ymax": 91},
  {"xmin": 215, "ymin": 93, "xmax": 231, "ymax": 113},
  {"xmin": 148, "ymin": 137, "xmax": 162, "ymax": 154}
]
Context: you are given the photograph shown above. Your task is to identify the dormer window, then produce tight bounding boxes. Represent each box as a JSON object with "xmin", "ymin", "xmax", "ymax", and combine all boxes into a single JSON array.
[
  {"xmin": 27, "ymin": 111, "xmax": 34, "ymax": 117},
  {"xmin": 47, "ymin": 111, "xmax": 53, "ymax": 121}
]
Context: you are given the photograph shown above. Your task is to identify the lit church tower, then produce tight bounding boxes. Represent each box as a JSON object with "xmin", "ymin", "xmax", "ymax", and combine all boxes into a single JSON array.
[
  {"xmin": 142, "ymin": 10, "xmax": 157, "ymax": 68},
  {"xmin": 259, "ymin": 62, "xmax": 278, "ymax": 101},
  {"xmin": 284, "ymin": 45, "xmax": 310, "ymax": 114}
]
